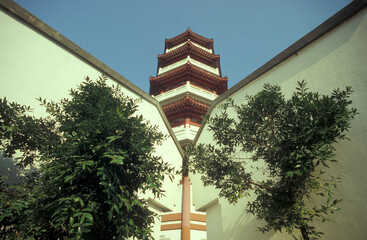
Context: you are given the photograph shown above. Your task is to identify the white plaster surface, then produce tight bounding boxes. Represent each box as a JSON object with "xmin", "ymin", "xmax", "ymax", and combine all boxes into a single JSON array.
[
  {"xmin": 0, "ymin": 9, "xmax": 182, "ymax": 240},
  {"xmin": 191, "ymin": 229, "xmax": 207, "ymax": 240},
  {"xmin": 192, "ymin": 7, "xmax": 367, "ymax": 240},
  {"xmin": 159, "ymin": 229, "xmax": 180, "ymax": 240}
]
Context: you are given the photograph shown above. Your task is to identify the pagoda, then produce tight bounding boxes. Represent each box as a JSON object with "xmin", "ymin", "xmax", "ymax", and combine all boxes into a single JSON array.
[
  {"xmin": 150, "ymin": 28, "xmax": 228, "ymax": 147},
  {"xmin": 149, "ymin": 29, "xmax": 227, "ymax": 240}
]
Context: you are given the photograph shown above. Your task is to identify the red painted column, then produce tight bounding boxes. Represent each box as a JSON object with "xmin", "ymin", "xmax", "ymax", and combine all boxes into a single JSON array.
[
  {"xmin": 184, "ymin": 117, "xmax": 191, "ymax": 128},
  {"xmin": 181, "ymin": 176, "xmax": 190, "ymax": 240}
]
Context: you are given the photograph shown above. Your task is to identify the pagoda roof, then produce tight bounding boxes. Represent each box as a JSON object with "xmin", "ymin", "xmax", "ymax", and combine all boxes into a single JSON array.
[
  {"xmin": 162, "ymin": 95, "xmax": 210, "ymax": 121},
  {"xmin": 158, "ymin": 41, "xmax": 220, "ymax": 68},
  {"xmin": 165, "ymin": 28, "xmax": 213, "ymax": 51},
  {"xmin": 150, "ymin": 62, "xmax": 228, "ymax": 95}
]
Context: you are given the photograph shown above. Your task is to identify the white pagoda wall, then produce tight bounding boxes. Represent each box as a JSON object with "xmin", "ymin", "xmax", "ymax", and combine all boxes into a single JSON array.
[
  {"xmin": 0, "ymin": 6, "xmax": 182, "ymax": 239},
  {"xmin": 192, "ymin": 6, "xmax": 367, "ymax": 240}
]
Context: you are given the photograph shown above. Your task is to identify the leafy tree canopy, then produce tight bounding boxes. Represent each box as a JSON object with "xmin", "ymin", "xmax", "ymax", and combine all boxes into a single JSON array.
[
  {"xmin": 0, "ymin": 76, "xmax": 174, "ymax": 239},
  {"xmin": 189, "ymin": 81, "xmax": 357, "ymax": 240}
]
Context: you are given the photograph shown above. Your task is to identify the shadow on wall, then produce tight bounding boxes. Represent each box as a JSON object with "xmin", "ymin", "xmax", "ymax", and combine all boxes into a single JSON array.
[
  {"xmin": 206, "ymin": 200, "xmax": 223, "ymax": 240},
  {"xmin": 224, "ymin": 206, "xmax": 302, "ymax": 240},
  {"xmin": 222, "ymin": 205, "xmax": 274, "ymax": 240}
]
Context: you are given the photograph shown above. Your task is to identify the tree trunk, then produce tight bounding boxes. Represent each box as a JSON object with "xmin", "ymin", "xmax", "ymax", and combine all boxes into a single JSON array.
[{"xmin": 300, "ymin": 225, "xmax": 310, "ymax": 240}]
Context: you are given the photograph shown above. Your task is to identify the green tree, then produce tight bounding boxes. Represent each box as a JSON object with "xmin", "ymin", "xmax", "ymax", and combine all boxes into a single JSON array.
[
  {"xmin": 0, "ymin": 76, "xmax": 174, "ymax": 239},
  {"xmin": 189, "ymin": 81, "xmax": 357, "ymax": 240}
]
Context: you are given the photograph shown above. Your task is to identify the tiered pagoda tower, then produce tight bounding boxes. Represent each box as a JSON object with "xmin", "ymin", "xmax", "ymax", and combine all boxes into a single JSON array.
[
  {"xmin": 150, "ymin": 28, "xmax": 228, "ymax": 147},
  {"xmin": 150, "ymin": 28, "xmax": 227, "ymax": 240}
]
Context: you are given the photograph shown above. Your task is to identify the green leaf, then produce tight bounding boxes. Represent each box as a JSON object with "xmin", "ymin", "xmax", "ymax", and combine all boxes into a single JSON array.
[
  {"xmin": 108, "ymin": 209, "xmax": 113, "ymax": 221},
  {"xmin": 113, "ymin": 204, "xmax": 120, "ymax": 214},
  {"xmin": 80, "ymin": 215, "xmax": 85, "ymax": 224},
  {"xmin": 73, "ymin": 212, "xmax": 83, "ymax": 217},
  {"xmin": 64, "ymin": 175, "xmax": 73, "ymax": 182},
  {"xmin": 72, "ymin": 223, "xmax": 80, "ymax": 228},
  {"xmin": 285, "ymin": 171, "xmax": 293, "ymax": 178},
  {"xmin": 69, "ymin": 217, "xmax": 74, "ymax": 226},
  {"xmin": 83, "ymin": 213, "xmax": 93, "ymax": 221}
]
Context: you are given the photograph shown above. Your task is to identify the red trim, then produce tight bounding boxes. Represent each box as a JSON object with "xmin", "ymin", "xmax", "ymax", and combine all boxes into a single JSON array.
[
  {"xmin": 165, "ymin": 28, "xmax": 213, "ymax": 51},
  {"xmin": 161, "ymin": 213, "xmax": 181, "ymax": 222},
  {"xmin": 190, "ymin": 224, "xmax": 207, "ymax": 231},
  {"xmin": 161, "ymin": 223, "xmax": 181, "ymax": 231},
  {"xmin": 190, "ymin": 120, "xmax": 201, "ymax": 127},
  {"xmin": 170, "ymin": 121, "xmax": 184, "ymax": 128},
  {"xmin": 150, "ymin": 62, "xmax": 228, "ymax": 95},
  {"xmin": 190, "ymin": 213, "xmax": 206, "ymax": 222},
  {"xmin": 160, "ymin": 212, "xmax": 207, "ymax": 232},
  {"xmin": 158, "ymin": 41, "xmax": 220, "ymax": 69},
  {"xmin": 160, "ymin": 223, "xmax": 207, "ymax": 231},
  {"xmin": 162, "ymin": 95, "xmax": 209, "ymax": 119},
  {"xmin": 161, "ymin": 213, "xmax": 206, "ymax": 223}
]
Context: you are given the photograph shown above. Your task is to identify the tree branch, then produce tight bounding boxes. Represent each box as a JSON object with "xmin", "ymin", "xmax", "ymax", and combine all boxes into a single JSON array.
[{"xmin": 248, "ymin": 179, "xmax": 270, "ymax": 190}]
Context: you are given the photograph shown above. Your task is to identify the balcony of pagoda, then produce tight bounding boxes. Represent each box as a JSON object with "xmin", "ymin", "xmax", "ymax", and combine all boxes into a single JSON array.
[
  {"xmin": 158, "ymin": 56, "xmax": 220, "ymax": 76},
  {"xmin": 172, "ymin": 124, "xmax": 200, "ymax": 144},
  {"xmin": 154, "ymin": 81, "xmax": 218, "ymax": 106},
  {"xmin": 150, "ymin": 63, "xmax": 228, "ymax": 96},
  {"xmin": 158, "ymin": 41, "xmax": 220, "ymax": 69}
]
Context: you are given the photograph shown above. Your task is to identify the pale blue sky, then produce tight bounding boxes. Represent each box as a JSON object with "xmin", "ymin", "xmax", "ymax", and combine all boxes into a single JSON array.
[{"xmin": 14, "ymin": 0, "xmax": 352, "ymax": 93}]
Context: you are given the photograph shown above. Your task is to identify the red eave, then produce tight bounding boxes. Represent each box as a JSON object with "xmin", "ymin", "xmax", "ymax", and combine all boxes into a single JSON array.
[
  {"xmin": 162, "ymin": 95, "xmax": 210, "ymax": 120},
  {"xmin": 158, "ymin": 41, "xmax": 220, "ymax": 68},
  {"xmin": 149, "ymin": 62, "xmax": 228, "ymax": 95},
  {"xmin": 165, "ymin": 28, "xmax": 213, "ymax": 51}
]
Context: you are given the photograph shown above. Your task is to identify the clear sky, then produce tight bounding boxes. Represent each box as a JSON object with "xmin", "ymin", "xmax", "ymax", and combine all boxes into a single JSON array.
[{"xmin": 14, "ymin": 0, "xmax": 352, "ymax": 93}]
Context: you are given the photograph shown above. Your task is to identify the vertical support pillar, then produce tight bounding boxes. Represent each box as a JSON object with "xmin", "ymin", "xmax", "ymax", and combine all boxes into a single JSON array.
[
  {"xmin": 184, "ymin": 117, "xmax": 191, "ymax": 128},
  {"xmin": 181, "ymin": 176, "xmax": 190, "ymax": 240}
]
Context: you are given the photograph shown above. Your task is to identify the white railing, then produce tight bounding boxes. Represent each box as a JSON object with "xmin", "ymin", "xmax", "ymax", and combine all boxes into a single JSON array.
[
  {"xmin": 154, "ymin": 82, "xmax": 218, "ymax": 103},
  {"xmin": 172, "ymin": 125, "xmax": 200, "ymax": 142},
  {"xmin": 158, "ymin": 56, "xmax": 219, "ymax": 76}
]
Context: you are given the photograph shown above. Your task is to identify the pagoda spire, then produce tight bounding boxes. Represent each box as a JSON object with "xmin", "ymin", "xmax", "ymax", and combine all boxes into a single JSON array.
[{"xmin": 150, "ymin": 29, "xmax": 227, "ymax": 146}]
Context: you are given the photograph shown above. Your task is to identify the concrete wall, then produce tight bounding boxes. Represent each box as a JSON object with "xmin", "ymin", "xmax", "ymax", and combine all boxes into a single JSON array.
[
  {"xmin": 0, "ymin": 2, "xmax": 183, "ymax": 239},
  {"xmin": 193, "ymin": 2, "xmax": 367, "ymax": 240}
]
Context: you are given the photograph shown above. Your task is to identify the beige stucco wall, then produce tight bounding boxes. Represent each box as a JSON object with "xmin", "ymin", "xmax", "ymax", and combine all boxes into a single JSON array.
[
  {"xmin": 0, "ymin": 8, "xmax": 182, "ymax": 239},
  {"xmin": 193, "ymin": 6, "xmax": 367, "ymax": 240}
]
